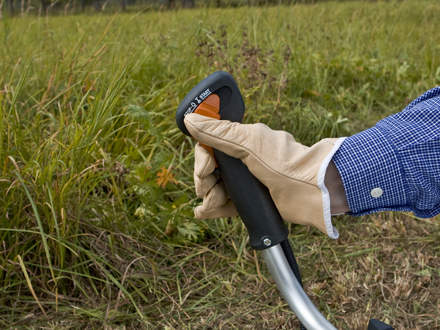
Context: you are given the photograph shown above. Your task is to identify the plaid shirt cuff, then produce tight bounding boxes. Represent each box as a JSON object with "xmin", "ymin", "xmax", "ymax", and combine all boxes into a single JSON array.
[{"xmin": 332, "ymin": 126, "xmax": 410, "ymax": 216}]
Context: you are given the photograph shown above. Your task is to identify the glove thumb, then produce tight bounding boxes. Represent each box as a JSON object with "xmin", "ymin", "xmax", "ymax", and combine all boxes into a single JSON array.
[{"xmin": 184, "ymin": 113, "xmax": 251, "ymax": 160}]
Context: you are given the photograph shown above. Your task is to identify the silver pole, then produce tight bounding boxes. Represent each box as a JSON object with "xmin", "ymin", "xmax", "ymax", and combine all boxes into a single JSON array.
[{"xmin": 262, "ymin": 244, "xmax": 337, "ymax": 330}]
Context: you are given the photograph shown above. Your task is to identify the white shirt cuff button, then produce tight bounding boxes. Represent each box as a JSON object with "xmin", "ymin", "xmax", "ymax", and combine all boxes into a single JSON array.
[{"xmin": 371, "ymin": 187, "xmax": 383, "ymax": 198}]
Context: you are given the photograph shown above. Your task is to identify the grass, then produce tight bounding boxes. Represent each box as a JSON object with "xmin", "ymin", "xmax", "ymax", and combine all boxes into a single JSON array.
[{"xmin": 0, "ymin": 0, "xmax": 440, "ymax": 328}]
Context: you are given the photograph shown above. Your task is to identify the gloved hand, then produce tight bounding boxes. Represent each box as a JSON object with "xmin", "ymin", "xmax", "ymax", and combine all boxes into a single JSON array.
[{"xmin": 184, "ymin": 113, "xmax": 348, "ymax": 238}]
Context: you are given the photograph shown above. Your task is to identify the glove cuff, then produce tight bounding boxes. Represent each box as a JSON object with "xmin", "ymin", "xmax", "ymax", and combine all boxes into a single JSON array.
[{"xmin": 318, "ymin": 137, "xmax": 346, "ymax": 239}]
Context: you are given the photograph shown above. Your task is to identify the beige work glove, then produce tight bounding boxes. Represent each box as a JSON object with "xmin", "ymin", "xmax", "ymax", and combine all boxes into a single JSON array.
[{"xmin": 184, "ymin": 113, "xmax": 346, "ymax": 239}]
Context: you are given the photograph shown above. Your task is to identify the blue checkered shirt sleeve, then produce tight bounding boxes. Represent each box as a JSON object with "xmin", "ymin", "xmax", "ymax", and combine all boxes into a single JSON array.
[{"xmin": 332, "ymin": 87, "xmax": 440, "ymax": 218}]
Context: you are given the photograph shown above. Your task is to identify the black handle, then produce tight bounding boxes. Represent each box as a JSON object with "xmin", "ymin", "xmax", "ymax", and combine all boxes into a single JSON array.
[
  {"xmin": 214, "ymin": 150, "xmax": 288, "ymax": 249},
  {"xmin": 176, "ymin": 71, "xmax": 288, "ymax": 250}
]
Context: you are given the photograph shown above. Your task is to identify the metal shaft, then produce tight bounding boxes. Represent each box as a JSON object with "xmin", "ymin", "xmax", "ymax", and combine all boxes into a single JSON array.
[{"xmin": 262, "ymin": 244, "xmax": 337, "ymax": 330}]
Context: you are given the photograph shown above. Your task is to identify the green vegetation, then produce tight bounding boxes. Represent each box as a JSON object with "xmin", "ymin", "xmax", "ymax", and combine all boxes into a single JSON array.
[{"xmin": 0, "ymin": 0, "xmax": 439, "ymax": 327}]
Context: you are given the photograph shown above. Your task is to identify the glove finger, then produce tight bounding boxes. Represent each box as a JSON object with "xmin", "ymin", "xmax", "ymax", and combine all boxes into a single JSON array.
[
  {"xmin": 185, "ymin": 113, "xmax": 305, "ymax": 185},
  {"xmin": 194, "ymin": 142, "xmax": 216, "ymax": 178},
  {"xmin": 194, "ymin": 142, "xmax": 218, "ymax": 197},
  {"xmin": 195, "ymin": 173, "xmax": 217, "ymax": 198},
  {"xmin": 194, "ymin": 200, "xmax": 238, "ymax": 219},
  {"xmin": 194, "ymin": 182, "xmax": 238, "ymax": 218}
]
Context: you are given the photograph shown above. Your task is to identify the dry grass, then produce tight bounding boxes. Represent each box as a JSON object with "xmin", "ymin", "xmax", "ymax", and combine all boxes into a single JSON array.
[{"xmin": 5, "ymin": 214, "xmax": 439, "ymax": 329}]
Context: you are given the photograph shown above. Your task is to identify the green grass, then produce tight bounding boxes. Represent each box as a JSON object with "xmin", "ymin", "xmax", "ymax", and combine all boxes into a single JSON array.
[{"xmin": 0, "ymin": 0, "xmax": 440, "ymax": 328}]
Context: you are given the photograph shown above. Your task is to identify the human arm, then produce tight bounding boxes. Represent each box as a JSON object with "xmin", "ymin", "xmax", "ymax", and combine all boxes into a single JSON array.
[
  {"xmin": 186, "ymin": 86, "xmax": 440, "ymax": 238},
  {"xmin": 332, "ymin": 86, "xmax": 440, "ymax": 218}
]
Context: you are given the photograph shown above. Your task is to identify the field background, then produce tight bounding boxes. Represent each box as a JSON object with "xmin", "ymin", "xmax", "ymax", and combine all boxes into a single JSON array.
[{"xmin": 1, "ymin": 0, "xmax": 440, "ymax": 328}]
